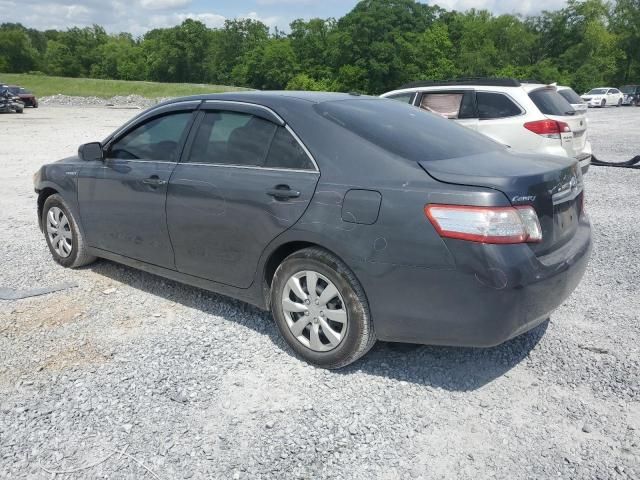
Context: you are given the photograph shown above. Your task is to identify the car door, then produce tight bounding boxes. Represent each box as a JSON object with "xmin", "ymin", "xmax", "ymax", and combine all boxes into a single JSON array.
[
  {"xmin": 416, "ymin": 90, "xmax": 479, "ymax": 130},
  {"xmin": 166, "ymin": 101, "xmax": 320, "ymax": 288},
  {"xmin": 474, "ymin": 91, "xmax": 525, "ymax": 149},
  {"xmin": 77, "ymin": 102, "xmax": 199, "ymax": 268}
]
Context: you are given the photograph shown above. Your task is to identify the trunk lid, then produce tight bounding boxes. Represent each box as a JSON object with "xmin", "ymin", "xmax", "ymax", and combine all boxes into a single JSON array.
[
  {"xmin": 546, "ymin": 112, "xmax": 588, "ymax": 157},
  {"xmin": 419, "ymin": 149, "xmax": 584, "ymax": 255},
  {"xmin": 528, "ymin": 86, "xmax": 588, "ymax": 158}
]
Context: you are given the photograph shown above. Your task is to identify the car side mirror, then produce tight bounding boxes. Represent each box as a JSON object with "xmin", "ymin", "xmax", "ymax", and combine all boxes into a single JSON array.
[{"xmin": 79, "ymin": 142, "xmax": 104, "ymax": 162}]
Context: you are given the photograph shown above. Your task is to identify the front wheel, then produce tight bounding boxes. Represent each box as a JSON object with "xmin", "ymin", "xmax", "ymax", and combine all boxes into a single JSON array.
[
  {"xmin": 270, "ymin": 247, "xmax": 376, "ymax": 369},
  {"xmin": 43, "ymin": 194, "xmax": 96, "ymax": 268},
  {"xmin": 601, "ymin": 99, "xmax": 606, "ymax": 108}
]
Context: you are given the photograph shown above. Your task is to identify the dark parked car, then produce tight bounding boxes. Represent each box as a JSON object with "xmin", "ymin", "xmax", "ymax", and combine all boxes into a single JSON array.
[
  {"xmin": 0, "ymin": 85, "xmax": 24, "ymax": 113},
  {"xmin": 7, "ymin": 85, "xmax": 38, "ymax": 108},
  {"xmin": 620, "ymin": 85, "xmax": 640, "ymax": 106},
  {"xmin": 33, "ymin": 92, "xmax": 592, "ymax": 368}
]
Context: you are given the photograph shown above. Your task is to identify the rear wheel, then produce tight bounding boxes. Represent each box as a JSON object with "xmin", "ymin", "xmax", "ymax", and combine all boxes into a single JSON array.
[
  {"xmin": 617, "ymin": 98, "xmax": 622, "ymax": 107},
  {"xmin": 43, "ymin": 194, "xmax": 96, "ymax": 268},
  {"xmin": 270, "ymin": 247, "xmax": 375, "ymax": 369}
]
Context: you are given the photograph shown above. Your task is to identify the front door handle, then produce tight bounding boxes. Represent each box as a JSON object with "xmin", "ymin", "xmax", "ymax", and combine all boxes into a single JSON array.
[
  {"xmin": 267, "ymin": 185, "xmax": 301, "ymax": 200},
  {"xmin": 142, "ymin": 176, "xmax": 167, "ymax": 186}
]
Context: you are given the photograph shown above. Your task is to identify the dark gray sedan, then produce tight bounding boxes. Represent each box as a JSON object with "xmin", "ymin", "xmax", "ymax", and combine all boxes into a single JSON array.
[{"xmin": 34, "ymin": 92, "xmax": 592, "ymax": 368}]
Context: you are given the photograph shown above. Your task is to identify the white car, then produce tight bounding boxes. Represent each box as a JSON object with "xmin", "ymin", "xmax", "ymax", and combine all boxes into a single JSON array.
[
  {"xmin": 557, "ymin": 86, "xmax": 588, "ymax": 114},
  {"xmin": 581, "ymin": 87, "xmax": 624, "ymax": 108},
  {"xmin": 381, "ymin": 79, "xmax": 592, "ymax": 173}
]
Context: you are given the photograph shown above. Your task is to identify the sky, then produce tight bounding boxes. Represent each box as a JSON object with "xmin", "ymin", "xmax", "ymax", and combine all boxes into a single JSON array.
[{"xmin": 0, "ymin": 0, "xmax": 569, "ymax": 36}]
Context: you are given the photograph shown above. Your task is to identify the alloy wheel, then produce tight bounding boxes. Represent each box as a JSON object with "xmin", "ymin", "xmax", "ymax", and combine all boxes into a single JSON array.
[
  {"xmin": 46, "ymin": 207, "xmax": 73, "ymax": 258},
  {"xmin": 281, "ymin": 270, "xmax": 348, "ymax": 352}
]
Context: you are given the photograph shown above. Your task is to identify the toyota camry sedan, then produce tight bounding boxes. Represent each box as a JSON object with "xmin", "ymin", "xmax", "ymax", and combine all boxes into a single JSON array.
[{"xmin": 34, "ymin": 92, "xmax": 592, "ymax": 368}]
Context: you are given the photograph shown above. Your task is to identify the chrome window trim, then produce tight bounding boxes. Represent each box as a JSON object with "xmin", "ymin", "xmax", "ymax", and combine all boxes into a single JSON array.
[
  {"xmin": 184, "ymin": 100, "xmax": 320, "ymax": 173},
  {"xmin": 203, "ymin": 100, "xmax": 285, "ymax": 124},
  {"xmin": 104, "ymin": 159, "xmax": 177, "ymax": 164},
  {"xmin": 173, "ymin": 162, "xmax": 320, "ymax": 174}
]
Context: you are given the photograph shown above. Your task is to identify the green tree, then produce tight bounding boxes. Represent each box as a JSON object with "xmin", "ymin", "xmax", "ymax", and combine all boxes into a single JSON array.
[
  {"xmin": 611, "ymin": 0, "xmax": 640, "ymax": 82},
  {"xmin": 91, "ymin": 34, "xmax": 144, "ymax": 80},
  {"xmin": 206, "ymin": 19, "xmax": 269, "ymax": 84},
  {"xmin": 289, "ymin": 18, "xmax": 337, "ymax": 82},
  {"xmin": 331, "ymin": 0, "xmax": 441, "ymax": 93},
  {"xmin": 0, "ymin": 27, "xmax": 39, "ymax": 72},
  {"xmin": 238, "ymin": 38, "xmax": 298, "ymax": 89}
]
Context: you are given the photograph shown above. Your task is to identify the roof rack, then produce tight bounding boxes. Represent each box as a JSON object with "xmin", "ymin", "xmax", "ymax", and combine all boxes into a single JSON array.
[
  {"xmin": 518, "ymin": 78, "xmax": 544, "ymax": 85},
  {"xmin": 398, "ymin": 77, "xmax": 522, "ymax": 89}
]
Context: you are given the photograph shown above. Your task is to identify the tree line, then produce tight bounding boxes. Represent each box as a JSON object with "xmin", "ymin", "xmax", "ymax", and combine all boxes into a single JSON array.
[{"xmin": 1, "ymin": 0, "xmax": 639, "ymax": 95}]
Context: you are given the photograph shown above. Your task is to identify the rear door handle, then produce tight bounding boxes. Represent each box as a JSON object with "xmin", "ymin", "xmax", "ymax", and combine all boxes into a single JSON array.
[
  {"xmin": 267, "ymin": 185, "xmax": 301, "ymax": 200},
  {"xmin": 142, "ymin": 176, "xmax": 167, "ymax": 186}
]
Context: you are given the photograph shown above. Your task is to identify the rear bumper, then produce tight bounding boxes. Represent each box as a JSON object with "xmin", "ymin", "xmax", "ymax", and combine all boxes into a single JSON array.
[
  {"xmin": 20, "ymin": 97, "xmax": 37, "ymax": 107},
  {"xmin": 536, "ymin": 142, "xmax": 591, "ymax": 174},
  {"xmin": 357, "ymin": 216, "xmax": 592, "ymax": 347}
]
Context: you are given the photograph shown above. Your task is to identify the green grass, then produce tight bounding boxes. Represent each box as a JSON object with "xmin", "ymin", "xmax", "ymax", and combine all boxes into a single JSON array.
[{"xmin": 0, "ymin": 73, "xmax": 250, "ymax": 99}]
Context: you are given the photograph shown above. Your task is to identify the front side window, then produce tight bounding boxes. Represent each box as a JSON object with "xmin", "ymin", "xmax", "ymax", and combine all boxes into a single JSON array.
[
  {"xmin": 108, "ymin": 112, "xmax": 192, "ymax": 161},
  {"xmin": 188, "ymin": 111, "xmax": 277, "ymax": 166},
  {"xmin": 477, "ymin": 92, "xmax": 522, "ymax": 119}
]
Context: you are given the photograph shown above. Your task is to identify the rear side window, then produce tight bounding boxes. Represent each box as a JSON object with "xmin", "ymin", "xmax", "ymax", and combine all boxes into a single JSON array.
[
  {"xmin": 529, "ymin": 88, "xmax": 574, "ymax": 116},
  {"xmin": 315, "ymin": 99, "xmax": 502, "ymax": 163},
  {"xmin": 419, "ymin": 92, "xmax": 475, "ymax": 119},
  {"xmin": 188, "ymin": 111, "xmax": 276, "ymax": 166},
  {"xmin": 558, "ymin": 88, "xmax": 583, "ymax": 104},
  {"xmin": 265, "ymin": 127, "xmax": 314, "ymax": 170},
  {"xmin": 477, "ymin": 92, "xmax": 522, "ymax": 119},
  {"xmin": 385, "ymin": 93, "xmax": 415, "ymax": 104}
]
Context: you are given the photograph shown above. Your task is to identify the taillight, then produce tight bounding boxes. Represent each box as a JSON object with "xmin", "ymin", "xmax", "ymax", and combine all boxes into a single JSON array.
[
  {"xmin": 524, "ymin": 119, "xmax": 571, "ymax": 139},
  {"xmin": 425, "ymin": 205, "xmax": 542, "ymax": 244}
]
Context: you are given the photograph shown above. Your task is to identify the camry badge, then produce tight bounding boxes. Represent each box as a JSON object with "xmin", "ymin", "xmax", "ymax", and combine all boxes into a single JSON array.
[{"xmin": 512, "ymin": 195, "xmax": 536, "ymax": 203}]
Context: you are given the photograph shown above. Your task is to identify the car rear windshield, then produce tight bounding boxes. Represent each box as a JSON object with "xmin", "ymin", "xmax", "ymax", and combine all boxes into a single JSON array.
[
  {"xmin": 529, "ymin": 88, "xmax": 574, "ymax": 116},
  {"xmin": 558, "ymin": 88, "xmax": 583, "ymax": 104},
  {"xmin": 314, "ymin": 99, "xmax": 502, "ymax": 163}
]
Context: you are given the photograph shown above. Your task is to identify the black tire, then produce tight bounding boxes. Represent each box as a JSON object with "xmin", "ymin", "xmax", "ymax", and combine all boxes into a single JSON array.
[
  {"xmin": 617, "ymin": 98, "xmax": 622, "ymax": 107},
  {"xmin": 601, "ymin": 99, "xmax": 606, "ymax": 108},
  {"xmin": 42, "ymin": 194, "xmax": 96, "ymax": 268},
  {"xmin": 270, "ymin": 247, "xmax": 376, "ymax": 369}
]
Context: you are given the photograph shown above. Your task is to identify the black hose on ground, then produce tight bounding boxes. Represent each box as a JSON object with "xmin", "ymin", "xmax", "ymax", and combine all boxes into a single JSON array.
[{"xmin": 591, "ymin": 154, "xmax": 640, "ymax": 169}]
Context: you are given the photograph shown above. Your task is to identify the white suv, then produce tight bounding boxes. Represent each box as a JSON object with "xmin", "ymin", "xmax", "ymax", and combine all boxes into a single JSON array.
[{"xmin": 381, "ymin": 79, "xmax": 592, "ymax": 173}]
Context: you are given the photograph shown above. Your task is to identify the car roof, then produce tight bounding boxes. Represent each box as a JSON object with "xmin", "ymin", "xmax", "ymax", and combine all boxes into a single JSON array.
[{"xmin": 164, "ymin": 91, "xmax": 370, "ymax": 108}]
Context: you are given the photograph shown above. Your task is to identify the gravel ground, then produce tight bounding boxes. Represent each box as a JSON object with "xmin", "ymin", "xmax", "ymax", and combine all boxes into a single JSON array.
[
  {"xmin": 1, "ymin": 105, "xmax": 639, "ymax": 480},
  {"xmin": 39, "ymin": 94, "xmax": 163, "ymax": 109}
]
